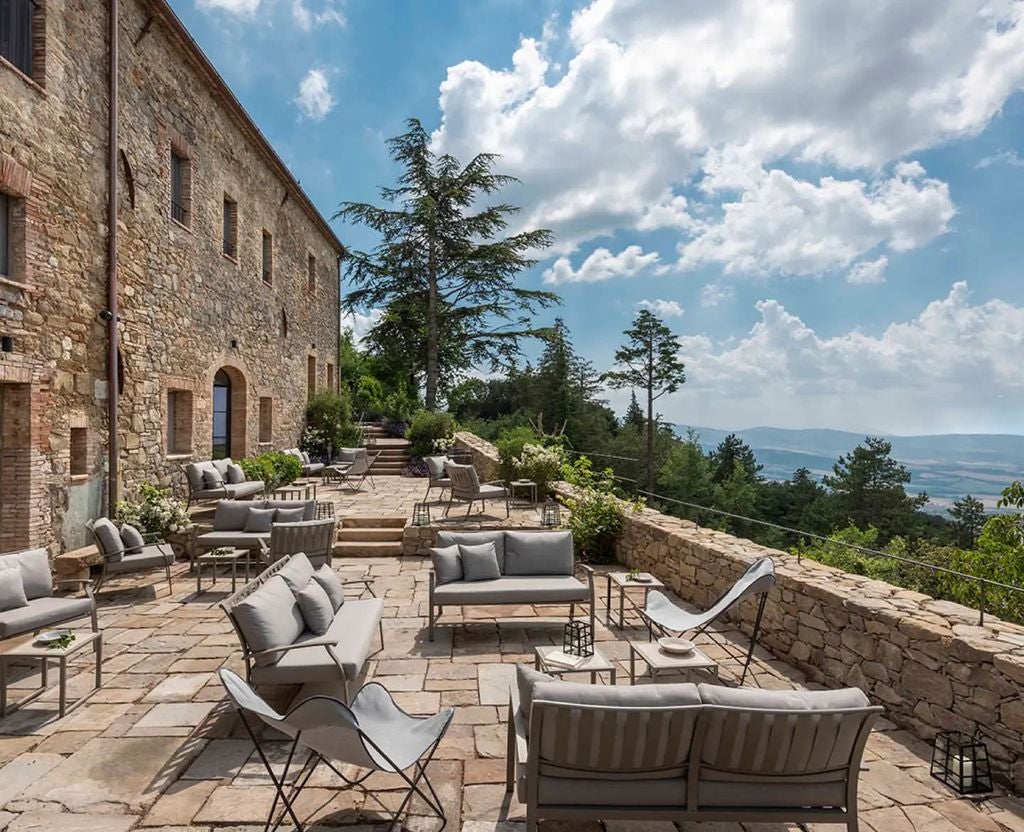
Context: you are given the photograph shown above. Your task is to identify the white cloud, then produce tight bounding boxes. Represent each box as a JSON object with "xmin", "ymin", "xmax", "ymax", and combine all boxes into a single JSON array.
[
  {"xmin": 341, "ymin": 309, "xmax": 382, "ymax": 344},
  {"xmin": 295, "ymin": 68, "xmax": 335, "ymax": 121},
  {"xmin": 432, "ymin": 0, "xmax": 1024, "ymax": 271},
  {"xmin": 700, "ymin": 283, "xmax": 734, "ymax": 308},
  {"xmin": 670, "ymin": 282, "xmax": 1024, "ymax": 433},
  {"xmin": 197, "ymin": 0, "xmax": 261, "ymax": 13},
  {"xmin": 677, "ymin": 165, "xmax": 953, "ymax": 277},
  {"xmin": 847, "ymin": 256, "xmax": 888, "ymax": 285},
  {"xmin": 542, "ymin": 245, "xmax": 661, "ymax": 285},
  {"xmin": 638, "ymin": 298, "xmax": 683, "ymax": 318},
  {"xmin": 292, "ymin": 0, "xmax": 346, "ymax": 30},
  {"xmin": 975, "ymin": 149, "xmax": 1024, "ymax": 169}
]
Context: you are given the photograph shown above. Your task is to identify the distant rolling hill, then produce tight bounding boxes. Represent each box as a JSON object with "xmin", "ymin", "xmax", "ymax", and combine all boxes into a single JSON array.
[{"xmin": 676, "ymin": 425, "xmax": 1024, "ymax": 511}]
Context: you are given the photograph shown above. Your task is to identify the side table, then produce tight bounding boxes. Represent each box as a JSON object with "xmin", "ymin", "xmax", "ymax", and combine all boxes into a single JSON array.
[
  {"xmin": 510, "ymin": 480, "xmax": 537, "ymax": 506},
  {"xmin": 605, "ymin": 572, "xmax": 665, "ymax": 629},
  {"xmin": 628, "ymin": 640, "xmax": 719, "ymax": 684},
  {"xmin": 1, "ymin": 630, "xmax": 103, "ymax": 718},
  {"xmin": 534, "ymin": 645, "xmax": 617, "ymax": 685},
  {"xmin": 195, "ymin": 547, "xmax": 249, "ymax": 593}
]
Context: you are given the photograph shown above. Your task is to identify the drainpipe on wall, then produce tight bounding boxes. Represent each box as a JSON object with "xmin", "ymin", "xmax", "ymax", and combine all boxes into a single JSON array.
[
  {"xmin": 106, "ymin": 0, "xmax": 120, "ymax": 517},
  {"xmin": 336, "ymin": 253, "xmax": 342, "ymax": 391}
]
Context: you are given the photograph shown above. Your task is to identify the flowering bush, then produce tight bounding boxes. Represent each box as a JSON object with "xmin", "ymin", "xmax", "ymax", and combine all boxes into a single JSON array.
[
  {"xmin": 406, "ymin": 410, "xmax": 455, "ymax": 457},
  {"xmin": 115, "ymin": 484, "xmax": 192, "ymax": 538},
  {"xmin": 560, "ymin": 456, "xmax": 643, "ymax": 563},
  {"xmin": 432, "ymin": 436, "xmax": 455, "ymax": 454},
  {"xmin": 512, "ymin": 443, "xmax": 565, "ymax": 495}
]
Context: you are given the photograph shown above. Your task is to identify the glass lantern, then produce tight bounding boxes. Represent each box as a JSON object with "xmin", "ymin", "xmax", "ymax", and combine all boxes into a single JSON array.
[
  {"xmin": 930, "ymin": 730, "xmax": 992, "ymax": 794},
  {"xmin": 411, "ymin": 503, "xmax": 432, "ymax": 527},
  {"xmin": 541, "ymin": 498, "xmax": 561, "ymax": 528},
  {"xmin": 563, "ymin": 620, "xmax": 594, "ymax": 657}
]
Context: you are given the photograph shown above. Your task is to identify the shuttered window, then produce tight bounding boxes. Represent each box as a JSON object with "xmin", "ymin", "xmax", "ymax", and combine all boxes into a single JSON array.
[
  {"xmin": 0, "ymin": 0, "xmax": 34, "ymax": 78},
  {"xmin": 170, "ymin": 151, "xmax": 187, "ymax": 224},
  {"xmin": 0, "ymin": 193, "xmax": 9, "ymax": 277}
]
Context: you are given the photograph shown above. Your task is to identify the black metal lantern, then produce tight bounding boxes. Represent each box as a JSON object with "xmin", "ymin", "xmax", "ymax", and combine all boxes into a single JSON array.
[
  {"xmin": 412, "ymin": 503, "xmax": 432, "ymax": 527},
  {"xmin": 541, "ymin": 498, "xmax": 561, "ymax": 528},
  {"xmin": 315, "ymin": 501, "xmax": 334, "ymax": 519},
  {"xmin": 931, "ymin": 730, "xmax": 992, "ymax": 795},
  {"xmin": 563, "ymin": 620, "xmax": 594, "ymax": 657}
]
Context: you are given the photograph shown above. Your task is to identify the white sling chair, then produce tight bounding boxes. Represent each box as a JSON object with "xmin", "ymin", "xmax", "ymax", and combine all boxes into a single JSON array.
[
  {"xmin": 219, "ymin": 668, "xmax": 454, "ymax": 832},
  {"xmin": 641, "ymin": 556, "xmax": 775, "ymax": 684}
]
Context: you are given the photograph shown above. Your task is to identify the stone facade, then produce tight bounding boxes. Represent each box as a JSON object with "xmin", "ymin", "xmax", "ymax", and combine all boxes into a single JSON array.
[
  {"xmin": 455, "ymin": 431, "xmax": 1024, "ymax": 789},
  {"xmin": 0, "ymin": 0, "xmax": 342, "ymax": 552}
]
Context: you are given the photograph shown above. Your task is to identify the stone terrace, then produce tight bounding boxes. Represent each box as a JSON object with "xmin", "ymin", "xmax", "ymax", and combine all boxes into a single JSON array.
[{"xmin": 3, "ymin": 545, "xmax": 1024, "ymax": 831}]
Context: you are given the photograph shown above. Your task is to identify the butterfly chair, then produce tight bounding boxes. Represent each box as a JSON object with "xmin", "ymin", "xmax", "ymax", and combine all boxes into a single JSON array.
[
  {"xmin": 219, "ymin": 668, "xmax": 454, "ymax": 832},
  {"xmin": 640, "ymin": 557, "xmax": 775, "ymax": 684},
  {"xmin": 334, "ymin": 447, "xmax": 378, "ymax": 492}
]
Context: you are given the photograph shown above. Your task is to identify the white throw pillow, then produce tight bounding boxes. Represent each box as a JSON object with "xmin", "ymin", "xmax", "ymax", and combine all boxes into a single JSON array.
[
  {"xmin": 296, "ymin": 579, "xmax": 334, "ymax": 635},
  {"xmin": 0, "ymin": 567, "xmax": 28, "ymax": 613}
]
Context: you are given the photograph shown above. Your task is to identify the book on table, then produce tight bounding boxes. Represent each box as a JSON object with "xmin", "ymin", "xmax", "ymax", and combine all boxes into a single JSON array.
[{"xmin": 543, "ymin": 650, "xmax": 588, "ymax": 670}]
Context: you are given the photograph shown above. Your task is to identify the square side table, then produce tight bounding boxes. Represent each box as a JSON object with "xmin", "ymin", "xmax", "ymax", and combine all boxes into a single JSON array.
[
  {"xmin": 628, "ymin": 640, "xmax": 718, "ymax": 685},
  {"xmin": 534, "ymin": 645, "xmax": 617, "ymax": 685},
  {"xmin": 1, "ymin": 630, "xmax": 103, "ymax": 718},
  {"xmin": 605, "ymin": 571, "xmax": 665, "ymax": 629},
  {"xmin": 195, "ymin": 547, "xmax": 249, "ymax": 593}
]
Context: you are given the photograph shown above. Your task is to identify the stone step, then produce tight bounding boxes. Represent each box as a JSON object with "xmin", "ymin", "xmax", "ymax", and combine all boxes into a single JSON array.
[
  {"xmin": 334, "ymin": 540, "xmax": 405, "ymax": 557},
  {"xmin": 337, "ymin": 527, "xmax": 404, "ymax": 542},
  {"xmin": 341, "ymin": 516, "xmax": 407, "ymax": 529},
  {"xmin": 372, "ymin": 450, "xmax": 411, "ymax": 459}
]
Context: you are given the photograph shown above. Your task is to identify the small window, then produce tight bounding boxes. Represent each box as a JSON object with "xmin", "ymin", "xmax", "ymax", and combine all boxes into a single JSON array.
[
  {"xmin": 307, "ymin": 355, "xmax": 317, "ymax": 400},
  {"xmin": 69, "ymin": 427, "xmax": 88, "ymax": 476},
  {"xmin": 170, "ymin": 149, "xmax": 191, "ymax": 227},
  {"xmin": 258, "ymin": 397, "xmax": 273, "ymax": 443},
  {"xmin": 261, "ymin": 230, "xmax": 273, "ymax": 284},
  {"xmin": 0, "ymin": 0, "xmax": 44, "ymax": 83},
  {"xmin": 326, "ymin": 362, "xmax": 334, "ymax": 391},
  {"xmin": 167, "ymin": 389, "xmax": 194, "ymax": 454},
  {"xmin": 0, "ymin": 193, "xmax": 9, "ymax": 277},
  {"xmin": 222, "ymin": 195, "xmax": 238, "ymax": 258},
  {"xmin": 307, "ymin": 252, "xmax": 316, "ymax": 293},
  {"xmin": 280, "ymin": 308, "xmax": 288, "ymax": 338}
]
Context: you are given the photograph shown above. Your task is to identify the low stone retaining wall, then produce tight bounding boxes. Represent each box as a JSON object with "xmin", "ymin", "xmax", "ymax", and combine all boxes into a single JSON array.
[
  {"xmin": 453, "ymin": 432, "xmax": 500, "ymax": 482},
  {"xmin": 454, "ymin": 431, "xmax": 1024, "ymax": 788}
]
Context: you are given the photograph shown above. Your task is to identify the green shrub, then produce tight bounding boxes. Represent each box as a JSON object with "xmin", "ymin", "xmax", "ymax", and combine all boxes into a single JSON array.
[
  {"xmin": 115, "ymin": 483, "xmax": 192, "ymax": 537},
  {"xmin": 407, "ymin": 410, "xmax": 455, "ymax": 457},
  {"xmin": 303, "ymin": 391, "xmax": 359, "ymax": 457},
  {"xmin": 354, "ymin": 375, "xmax": 386, "ymax": 418},
  {"xmin": 239, "ymin": 451, "xmax": 302, "ymax": 492},
  {"xmin": 510, "ymin": 443, "xmax": 566, "ymax": 495},
  {"xmin": 495, "ymin": 426, "xmax": 539, "ymax": 482},
  {"xmin": 383, "ymin": 391, "xmax": 417, "ymax": 423},
  {"xmin": 561, "ymin": 456, "xmax": 640, "ymax": 563}
]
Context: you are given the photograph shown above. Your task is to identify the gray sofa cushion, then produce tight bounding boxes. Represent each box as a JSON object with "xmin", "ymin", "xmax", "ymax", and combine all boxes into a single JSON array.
[
  {"xmin": 424, "ymin": 456, "xmax": 448, "ymax": 479},
  {"xmin": 313, "ymin": 565, "xmax": 345, "ymax": 611},
  {"xmin": 0, "ymin": 568, "xmax": 28, "ymax": 613},
  {"xmin": 535, "ymin": 776, "xmax": 689, "ymax": 808},
  {"xmin": 435, "ymin": 531, "xmax": 507, "ymax": 572},
  {"xmin": 697, "ymin": 684, "xmax": 870, "ymax": 710},
  {"xmin": 516, "ymin": 664, "xmax": 552, "ymax": 727},
  {"xmin": 185, "ymin": 461, "xmax": 214, "ymax": 492},
  {"xmin": 212, "ymin": 458, "xmax": 233, "ymax": 476},
  {"xmin": 226, "ymin": 463, "xmax": 245, "ymax": 484},
  {"xmin": 697, "ymin": 779, "xmax": 847, "ymax": 810},
  {"xmin": 504, "ymin": 531, "xmax": 574, "ymax": 576},
  {"xmin": 232, "ymin": 575, "xmax": 306, "ymax": 667},
  {"xmin": 225, "ymin": 482, "xmax": 266, "ymax": 500},
  {"xmin": 0, "ymin": 596, "xmax": 95, "ymax": 639},
  {"xmin": 276, "ymin": 553, "xmax": 315, "ymax": 593},
  {"xmin": 296, "ymin": 579, "xmax": 334, "ymax": 635},
  {"xmin": 213, "ymin": 500, "xmax": 257, "ymax": 531},
  {"xmin": 244, "ymin": 508, "xmax": 277, "ymax": 533},
  {"xmin": 264, "ymin": 500, "xmax": 316, "ymax": 521},
  {"xmin": 120, "ymin": 524, "xmax": 145, "ymax": 555},
  {"xmin": 274, "ymin": 507, "xmax": 306, "ymax": 524},
  {"xmin": 252, "ymin": 597, "xmax": 384, "ymax": 684},
  {"xmin": 106, "ymin": 545, "xmax": 173, "ymax": 574},
  {"xmin": 533, "ymin": 677, "xmax": 701, "ymax": 710},
  {"xmin": 304, "ymin": 462, "xmax": 325, "ymax": 474},
  {"xmin": 0, "ymin": 548, "xmax": 53, "ymax": 600},
  {"xmin": 460, "ymin": 542, "xmax": 501, "ymax": 581},
  {"xmin": 203, "ymin": 469, "xmax": 226, "ymax": 488},
  {"xmin": 430, "ymin": 545, "xmax": 462, "ymax": 585},
  {"xmin": 91, "ymin": 517, "xmax": 124, "ymax": 562},
  {"xmin": 432, "ymin": 576, "xmax": 590, "ymax": 605},
  {"xmin": 195, "ymin": 531, "xmax": 268, "ymax": 549}
]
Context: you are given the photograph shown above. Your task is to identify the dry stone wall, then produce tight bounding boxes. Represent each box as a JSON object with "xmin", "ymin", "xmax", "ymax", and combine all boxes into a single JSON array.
[{"xmin": 455, "ymin": 431, "xmax": 1024, "ymax": 789}]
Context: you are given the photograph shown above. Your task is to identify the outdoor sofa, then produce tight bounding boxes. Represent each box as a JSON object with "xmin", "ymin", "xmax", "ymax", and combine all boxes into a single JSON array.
[
  {"xmin": 283, "ymin": 448, "xmax": 325, "ymax": 480},
  {"xmin": 89, "ymin": 517, "xmax": 175, "ymax": 594},
  {"xmin": 182, "ymin": 458, "xmax": 265, "ymax": 507},
  {"xmin": 427, "ymin": 530, "xmax": 594, "ymax": 640},
  {"xmin": 193, "ymin": 499, "xmax": 317, "ymax": 561},
  {"xmin": 0, "ymin": 548, "xmax": 97, "ymax": 638},
  {"xmin": 220, "ymin": 553, "xmax": 383, "ymax": 702},
  {"xmin": 509, "ymin": 666, "xmax": 881, "ymax": 832}
]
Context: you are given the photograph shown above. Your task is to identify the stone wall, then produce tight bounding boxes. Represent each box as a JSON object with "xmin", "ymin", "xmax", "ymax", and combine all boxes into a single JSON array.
[
  {"xmin": 453, "ymin": 431, "xmax": 500, "ymax": 482},
  {"xmin": 453, "ymin": 431, "xmax": 1024, "ymax": 789},
  {"xmin": 0, "ymin": 0, "xmax": 342, "ymax": 551}
]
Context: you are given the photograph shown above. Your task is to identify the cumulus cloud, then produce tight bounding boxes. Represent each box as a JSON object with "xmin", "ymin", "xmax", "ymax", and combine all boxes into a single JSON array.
[
  {"xmin": 671, "ymin": 282, "xmax": 1024, "ymax": 433},
  {"xmin": 847, "ymin": 256, "xmax": 888, "ymax": 285},
  {"xmin": 638, "ymin": 298, "xmax": 683, "ymax": 318},
  {"xmin": 975, "ymin": 149, "xmax": 1024, "ymax": 169},
  {"xmin": 542, "ymin": 245, "xmax": 661, "ymax": 285},
  {"xmin": 700, "ymin": 283, "xmax": 734, "ymax": 308},
  {"xmin": 341, "ymin": 309, "xmax": 382, "ymax": 344},
  {"xmin": 197, "ymin": 0, "xmax": 261, "ymax": 13},
  {"xmin": 295, "ymin": 68, "xmax": 335, "ymax": 121},
  {"xmin": 292, "ymin": 0, "xmax": 346, "ymax": 30},
  {"xmin": 432, "ymin": 0, "xmax": 1024, "ymax": 271},
  {"xmin": 677, "ymin": 165, "xmax": 953, "ymax": 277}
]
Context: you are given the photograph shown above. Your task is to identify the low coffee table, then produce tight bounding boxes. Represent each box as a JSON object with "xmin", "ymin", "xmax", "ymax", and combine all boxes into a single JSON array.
[
  {"xmin": 0, "ymin": 630, "xmax": 103, "ymax": 718},
  {"xmin": 534, "ymin": 645, "xmax": 617, "ymax": 685},
  {"xmin": 629, "ymin": 640, "xmax": 719, "ymax": 684},
  {"xmin": 510, "ymin": 479, "xmax": 537, "ymax": 506},
  {"xmin": 195, "ymin": 547, "xmax": 249, "ymax": 593}
]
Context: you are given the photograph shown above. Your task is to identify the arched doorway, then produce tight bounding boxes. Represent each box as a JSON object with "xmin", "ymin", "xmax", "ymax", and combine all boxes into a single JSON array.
[
  {"xmin": 212, "ymin": 369, "xmax": 231, "ymax": 459},
  {"xmin": 211, "ymin": 366, "xmax": 247, "ymax": 459}
]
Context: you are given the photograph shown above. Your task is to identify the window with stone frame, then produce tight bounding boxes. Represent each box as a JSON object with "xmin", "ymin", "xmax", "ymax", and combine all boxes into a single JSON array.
[
  {"xmin": 222, "ymin": 194, "xmax": 238, "ymax": 259},
  {"xmin": 326, "ymin": 362, "xmax": 334, "ymax": 391},
  {"xmin": 258, "ymin": 397, "xmax": 273, "ymax": 443},
  {"xmin": 0, "ymin": 193, "xmax": 9, "ymax": 277},
  {"xmin": 0, "ymin": 0, "xmax": 46, "ymax": 87},
  {"xmin": 69, "ymin": 427, "xmax": 88, "ymax": 476},
  {"xmin": 170, "ymin": 146, "xmax": 191, "ymax": 227},
  {"xmin": 0, "ymin": 189, "xmax": 25, "ymax": 283},
  {"xmin": 261, "ymin": 230, "xmax": 273, "ymax": 284},
  {"xmin": 166, "ymin": 389, "xmax": 194, "ymax": 455},
  {"xmin": 307, "ymin": 252, "xmax": 316, "ymax": 293},
  {"xmin": 307, "ymin": 355, "xmax": 317, "ymax": 400}
]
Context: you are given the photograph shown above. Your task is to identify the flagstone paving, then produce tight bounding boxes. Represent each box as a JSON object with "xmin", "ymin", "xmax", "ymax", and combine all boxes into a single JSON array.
[{"xmin": 1, "ymin": 520, "xmax": 1024, "ymax": 830}]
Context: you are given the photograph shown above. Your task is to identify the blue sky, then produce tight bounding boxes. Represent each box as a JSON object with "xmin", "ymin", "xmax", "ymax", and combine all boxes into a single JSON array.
[{"xmin": 172, "ymin": 0, "xmax": 1024, "ymax": 435}]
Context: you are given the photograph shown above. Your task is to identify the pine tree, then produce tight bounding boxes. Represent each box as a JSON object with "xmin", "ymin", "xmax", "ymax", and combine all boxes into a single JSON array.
[
  {"xmin": 710, "ymin": 433, "xmax": 763, "ymax": 483},
  {"xmin": 624, "ymin": 391, "xmax": 645, "ymax": 429},
  {"xmin": 949, "ymin": 494, "xmax": 986, "ymax": 548}
]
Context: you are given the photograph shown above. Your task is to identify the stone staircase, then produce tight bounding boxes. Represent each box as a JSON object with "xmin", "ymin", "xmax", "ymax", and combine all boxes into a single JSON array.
[
  {"xmin": 360, "ymin": 421, "xmax": 412, "ymax": 476},
  {"xmin": 333, "ymin": 515, "xmax": 406, "ymax": 557}
]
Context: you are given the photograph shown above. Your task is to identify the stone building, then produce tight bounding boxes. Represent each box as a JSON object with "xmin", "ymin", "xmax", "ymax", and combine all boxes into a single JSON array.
[{"xmin": 0, "ymin": 0, "xmax": 344, "ymax": 553}]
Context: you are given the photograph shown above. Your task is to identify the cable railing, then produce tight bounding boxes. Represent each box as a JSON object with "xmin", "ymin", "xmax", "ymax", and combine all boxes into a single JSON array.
[{"xmin": 563, "ymin": 448, "xmax": 1024, "ymax": 624}]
